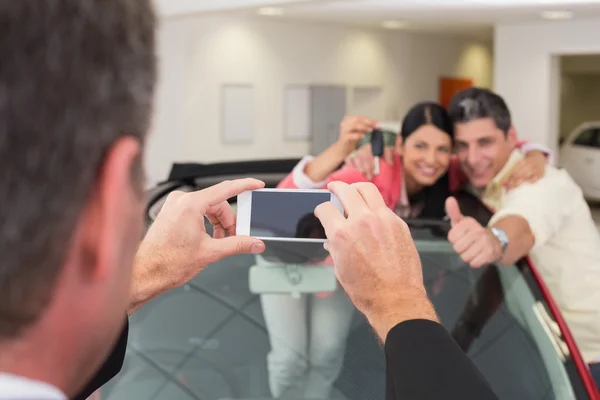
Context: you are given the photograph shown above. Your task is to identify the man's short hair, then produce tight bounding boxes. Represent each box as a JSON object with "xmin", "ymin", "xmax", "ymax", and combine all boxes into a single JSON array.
[
  {"xmin": 0, "ymin": 0, "xmax": 156, "ymax": 338},
  {"xmin": 447, "ymin": 87, "xmax": 512, "ymax": 135}
]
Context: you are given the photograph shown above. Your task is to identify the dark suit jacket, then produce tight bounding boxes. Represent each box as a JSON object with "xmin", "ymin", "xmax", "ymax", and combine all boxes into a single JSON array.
[
  {"xmin": 75, "ymin": 318, "xmax": 498, "ymax": 400},
  {"xmin": 385, "ymin": 319, "xmax": 499, "ymax": 399}
]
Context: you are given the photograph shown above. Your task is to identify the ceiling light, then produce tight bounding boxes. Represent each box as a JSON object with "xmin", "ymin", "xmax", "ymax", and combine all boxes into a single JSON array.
[
  {"xmin": 258, "ymin": 7, "xmax": 283, "ymax": 16},
  {"xmin": 382, "ymin": 20, "xmax": 407, "ymax": 29},
  {"xmin": 541, "ymin": 10, "xmax": 573, "ymax": 20}
]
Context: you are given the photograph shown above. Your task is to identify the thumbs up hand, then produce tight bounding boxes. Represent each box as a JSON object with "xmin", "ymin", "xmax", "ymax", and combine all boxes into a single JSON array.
[
  {"xmin": 445, "ymin": 197, "xmax": 503, "ymax": 268},
  {"xmin": 445, "ymin": 196, "xmax": 464, "ymax": 227}
]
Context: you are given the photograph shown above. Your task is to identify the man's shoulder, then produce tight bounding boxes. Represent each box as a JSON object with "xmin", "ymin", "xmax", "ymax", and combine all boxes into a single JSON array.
[
  {"xmin": 540, "ymin": 165, "xmax": 580, "ymax": 189},
  {"xmin": 504, "ymin": 165, "xmax": 582, "ymax": 206}
]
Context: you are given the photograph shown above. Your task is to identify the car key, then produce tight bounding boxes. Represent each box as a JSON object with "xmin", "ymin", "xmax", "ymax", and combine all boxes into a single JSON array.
[{"xmin": 371, "ymin": 129, "xmax": 384, "ymax": 176}]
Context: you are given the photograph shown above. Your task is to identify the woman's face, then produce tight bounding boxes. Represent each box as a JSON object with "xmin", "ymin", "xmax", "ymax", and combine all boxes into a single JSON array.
[{"xmin": 397, "ymin": 124, "xmax": 452, "ymax": 187}]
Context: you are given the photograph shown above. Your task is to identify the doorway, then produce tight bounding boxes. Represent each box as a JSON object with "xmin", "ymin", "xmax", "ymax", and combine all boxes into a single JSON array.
[{"xmin": 558, "ymin": 54, "xmax": 600, "ymax": 213}]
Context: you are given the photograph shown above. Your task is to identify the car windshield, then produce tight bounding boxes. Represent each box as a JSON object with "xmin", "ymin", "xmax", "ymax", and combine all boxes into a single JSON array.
[{"xmin": 100, "ymin": 185, "xmax": 590, "ymax": 400}]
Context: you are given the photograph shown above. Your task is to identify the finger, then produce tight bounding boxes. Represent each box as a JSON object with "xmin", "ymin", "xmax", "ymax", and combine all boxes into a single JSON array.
[
  {"xmin": 383, "ymin": 147, "xmax": 394, "ymax": 165},
  {"xmin": 506, "ymin": 178, "xmax": 523, "ymax": 191},
  {"xmin": 327, "ymin": 181, "xmax": 369, "ymax": 216},
  {"xmin": 523, "ymin": 171, "xmax": 539, "ymax": 183},
  {"xmin": 345, "ymin": 152, "xmax": 358, "ymax": 168},
  {"xmin": 356, "ymin": 117, "xmax": 378, "ymax": 129},
  {"xmin": 452, "ymin": 229, "xmax": 481, "ymax": 254},
  {"xmin": 504, "ymin": 176, "xmax": 516, "ymax": 190},
  {"xmin": 348, "ymin": 133, "xmax": 366, "ymax": 143},
  {"xmin": 355, "ymin": 146, "xmax": 375, "ymax": 178},
  {"xmin": 351, "ymin": 123, "xmax": 375, "ymax": 134},
  {"xmin": 205, "ymin": 236, "xmax": 266, "ymax": 264},
  {"xmin": 191, "ymin": 178, "xmax": 265, "ymax": 209},
  {"xmin": 355, "ymin": 156, "xmax": 373, "ymax": 180},
  {"xmin": 445, "ymin": 197, "xmax": 464, "ymax": 226},
  {"xmin": 458, "ymin": 239, "xmax": 483, "ymax": 264},
  {"xmin": 447, "ymin": 218, "xmax": 477, "ymax": 243},
  {"xmin": 206, "ymin": 201, "xmax": 237, "ymax": 238},
  {"xmin": 314, "ymin": 202, "xmax": 346, "ymax": 238},
  {"xmin": 352, "ymin": 182, "xmax": 387, "ymax": 210},
  {"xmin": 470, "ymin": 252, "xmax": 491, "ymax": 269}
]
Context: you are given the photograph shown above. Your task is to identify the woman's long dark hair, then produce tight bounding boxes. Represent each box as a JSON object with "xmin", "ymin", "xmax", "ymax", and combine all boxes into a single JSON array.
[{"xmin": 400, "ymin": 102, "xmax": 454, "ymax": 219}]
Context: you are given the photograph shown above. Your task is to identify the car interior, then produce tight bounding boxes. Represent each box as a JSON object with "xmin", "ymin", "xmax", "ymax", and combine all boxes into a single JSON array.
[{"xmin": 99, "ymin": 159, "xmax": 592, "ymax": 400}]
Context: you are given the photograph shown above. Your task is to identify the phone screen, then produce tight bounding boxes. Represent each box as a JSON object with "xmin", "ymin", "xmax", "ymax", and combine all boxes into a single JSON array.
[{"xmin": 250, "ymin": 191, "xmax": 331, "ymax": 239}]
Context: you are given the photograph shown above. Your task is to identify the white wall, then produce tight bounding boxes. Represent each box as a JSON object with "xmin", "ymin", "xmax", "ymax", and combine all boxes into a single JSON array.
[
  {"xmin": 455, "ymin": 42, "xmax": 494, "ymax": 89},
  {"xmin": 494, "ymin": 19, "xmax": 600, "ymax": 161},
  {"xmin": 146, "ymin": 14, "xmax": 493, "ymax": 185},
  {"xmin": 145, "ymin": 19, "xmax": 187, "ymax": 188}
]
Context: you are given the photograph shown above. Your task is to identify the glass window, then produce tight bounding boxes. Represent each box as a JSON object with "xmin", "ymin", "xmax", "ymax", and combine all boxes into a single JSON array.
[
  {"xmin": 572, "ymin": 128, "xmax": 598, "ymax": 148},
  {"xmin": 97, "ymin": 206, "xmax": 590, "ymax": 400},
  {"xmin": 593, "ymin": 129, "xmax": 600, "ymax": 149}
]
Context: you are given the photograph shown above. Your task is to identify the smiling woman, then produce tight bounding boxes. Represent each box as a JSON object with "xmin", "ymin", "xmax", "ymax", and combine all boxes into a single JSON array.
[{"xmin": 278, "ymin": 102, "xmax": 457, "ymax": 220}]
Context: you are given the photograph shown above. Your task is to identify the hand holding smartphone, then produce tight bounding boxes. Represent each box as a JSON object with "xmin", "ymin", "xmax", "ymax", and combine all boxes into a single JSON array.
[{"xmin": 236, "ymin": 189, "xmax": 344, "ymax": 243}]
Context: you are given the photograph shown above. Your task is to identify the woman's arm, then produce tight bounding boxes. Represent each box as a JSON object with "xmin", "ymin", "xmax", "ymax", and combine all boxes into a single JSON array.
[
  {"xmin": 448, "ymin": 141, "xmax": 553, "ymax": 191},
  {"xmin": 305, "ymin": 116, "xmax": 377, "ymax": 182},
  {"xmin": 505, "ymin": 141, "xmax": 553, "ymax": 190},
  {"xmin": 517, "ymin": 141, "xmax": 554, "ymax": 165},
  {"xmin": 278, "ymin": 116, "xmax": 377, "ymax": 189},
  {"xmin": 304, "ymin": 141, "xmax": 357, "ymax": 182}
]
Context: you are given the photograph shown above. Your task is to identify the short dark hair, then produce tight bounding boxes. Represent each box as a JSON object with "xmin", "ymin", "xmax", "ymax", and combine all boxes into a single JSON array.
[
  {"xmin": 0, "ymin": 0, "xmax": 156, "ymax": 338},
  {"xmin": 447, "ymin": 87, "xmax": 512, "ymax": 135}
]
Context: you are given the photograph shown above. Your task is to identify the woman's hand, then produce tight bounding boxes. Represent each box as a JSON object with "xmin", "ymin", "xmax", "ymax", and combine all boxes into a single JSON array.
[
  {"xmin": 301, "ymin": 116, "xmax": 378, "ymax": 183},
  {"xmin": 337, "ymin": 116, "xmax": 378, "ymax": 154},
  {"xmin": 504, "ymin": 151, "xmax": 546, "ymax": 190},
  {"xmin": 345, "ymin": 143, "xmax": 395, "ymax": 180}
]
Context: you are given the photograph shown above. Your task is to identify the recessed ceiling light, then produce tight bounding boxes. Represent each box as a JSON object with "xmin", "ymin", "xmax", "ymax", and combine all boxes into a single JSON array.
[
  {"xmin": 382, "ymin": 20, "xmax": 407, "ymax": 29},
  {"xmin": 541, "ymin": 10, "xmax": 573, "ymax": 20},
  {"xmin": 258, "ymin": 7, "xmax": 283, "ymax": 16}
]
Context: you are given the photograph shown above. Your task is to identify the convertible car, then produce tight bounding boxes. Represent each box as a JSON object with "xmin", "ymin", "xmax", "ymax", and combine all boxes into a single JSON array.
[{"xmin": 97, "ymin": 159, "xmax": 599, "ymax": 400}]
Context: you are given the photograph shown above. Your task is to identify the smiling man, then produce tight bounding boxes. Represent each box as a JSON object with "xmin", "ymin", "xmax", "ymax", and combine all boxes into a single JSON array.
[{"xmin": 445, "ymin": 87, "xmax": 600, "ymax": 386}]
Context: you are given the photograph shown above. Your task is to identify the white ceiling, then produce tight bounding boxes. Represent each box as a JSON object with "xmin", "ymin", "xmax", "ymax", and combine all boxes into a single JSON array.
[
  {"xmin": 153, "ymin": 0, "xmax": 315, "ymax": 18},
  {"xmin": 155, "ymin": 0, "xmax": 600, "ymax": 40}
]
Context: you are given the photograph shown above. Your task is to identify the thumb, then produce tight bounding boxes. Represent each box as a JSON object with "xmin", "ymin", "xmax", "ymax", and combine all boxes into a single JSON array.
[
  {"xmin": 445, "ymin": 197, "xmax": 464, "ymax": 226},
  {"xmin": 205, "ymin": 236, "xmax": 265, "ymax": 263}
]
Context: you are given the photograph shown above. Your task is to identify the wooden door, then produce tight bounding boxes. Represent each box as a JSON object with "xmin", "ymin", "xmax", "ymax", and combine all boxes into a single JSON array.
[{"xmin": 439, "ymin": 77, "xmax": 473, "ymax": 109}]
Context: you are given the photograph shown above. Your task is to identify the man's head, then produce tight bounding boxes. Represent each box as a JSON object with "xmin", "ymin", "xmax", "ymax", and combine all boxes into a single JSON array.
[
  {"xmin": 0, "ymin": 0, "xmax": 156, "ymax": 394},
  {"xmin": 448, "ymin": 87, "xmax": 517, "ymax": 188}
]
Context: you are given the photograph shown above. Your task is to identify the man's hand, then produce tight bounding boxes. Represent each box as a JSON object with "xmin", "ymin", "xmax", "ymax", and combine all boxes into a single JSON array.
[
  {"xmin": 129, "ymin": 178, "xmax": 267, "ymax": 314},
  {"xmin": 314, "ymin": 181, "xmax": 438, "ymax": 341},
  {"xmin": 504, "ymin": 151, "xmax": 546, "ymax": 190},
  {"xmin": 345, "ymin": 143, "xmax": 395, "ymax": 180},
  {"xmin": 446, "ymin": 197, "xmax": 503, "ymax": 269}
]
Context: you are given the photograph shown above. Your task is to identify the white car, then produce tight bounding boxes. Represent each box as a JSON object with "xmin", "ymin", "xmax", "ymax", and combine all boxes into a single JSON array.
[{"xmin": 559, "ymin": 122, "xmax": 600, "ymax": 201}]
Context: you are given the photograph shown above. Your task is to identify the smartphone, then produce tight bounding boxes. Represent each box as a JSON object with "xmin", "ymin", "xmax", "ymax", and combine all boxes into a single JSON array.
[{"xmin": 236, "ymin": 189, "xmax": 344, "ymax": 242}]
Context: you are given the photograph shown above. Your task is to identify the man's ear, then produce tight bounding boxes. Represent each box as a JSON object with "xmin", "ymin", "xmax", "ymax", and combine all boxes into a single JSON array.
[
  {"xmin": 507, "ymin": 125, "xmax": 518, "ymax": 145},
  {"xmin": 74, "ymin": 137, "xmax": 142, "ymax": 282}
]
